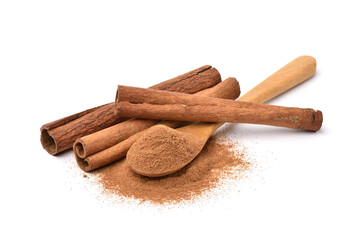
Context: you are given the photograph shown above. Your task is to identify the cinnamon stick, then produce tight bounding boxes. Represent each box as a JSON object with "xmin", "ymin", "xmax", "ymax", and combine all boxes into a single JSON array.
[
  {"xmin": 41, "ymin": 65, "xmax": 221, "ymax": 155},
  {"xmin": 75, "ymin": 77, "xmax": 240, "ymax": 171},
  {"xmin": 115, "ymin": 86, "xmax": 323, "ymax": 131}
]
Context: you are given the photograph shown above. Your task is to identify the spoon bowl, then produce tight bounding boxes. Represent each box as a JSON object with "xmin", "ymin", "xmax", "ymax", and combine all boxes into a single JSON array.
[{"xmin": 127, "ymin": 124, "xmax": 205, "ymax": 177}]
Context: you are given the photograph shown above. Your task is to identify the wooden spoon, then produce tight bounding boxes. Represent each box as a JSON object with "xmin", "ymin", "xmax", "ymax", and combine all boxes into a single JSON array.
[{"xmin": 129, "ymin": 56, "xmax": 317, "ymax": 177}]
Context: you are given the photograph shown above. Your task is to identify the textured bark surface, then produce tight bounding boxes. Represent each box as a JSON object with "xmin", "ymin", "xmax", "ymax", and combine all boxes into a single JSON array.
[
  {"xmin": 75, "ymin": 77, "xmax": 240, "ymax": 172},
  {"xmin": 73, "ymin": 66, "xmax": 222, "ymax": 158},
  {"xmin": 41, "ymin": 103, "xmax": 125, "ymax": 155},
  {"xmin": 115, "ymin": 85, "xmax": 323, "ymax": 131},
  {"xmin": 41, "ymin": 65, "xmax": 221, "ymax": 155}
]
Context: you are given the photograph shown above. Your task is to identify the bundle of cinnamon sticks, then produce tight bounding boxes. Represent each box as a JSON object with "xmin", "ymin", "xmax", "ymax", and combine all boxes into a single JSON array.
[{"xmin": 40, "ymin": 56, "xmax": 322, "ymax": 172}]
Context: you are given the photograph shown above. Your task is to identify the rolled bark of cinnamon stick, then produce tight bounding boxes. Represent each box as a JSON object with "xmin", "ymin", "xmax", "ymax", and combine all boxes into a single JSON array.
[
  {"xmin": 41, "ymin": 65, "xmax": 221, "ymax": 155},
  {"xmin": 75, "ymin": 77, "xmax": 240, "ymax": 171},
  {"xmin": 115, "ymin": 86, "xmax": 323, "ymax": 131},
  {"xmin": 72, "ymin": 71, "xmax": 225, "ymax": 159}
]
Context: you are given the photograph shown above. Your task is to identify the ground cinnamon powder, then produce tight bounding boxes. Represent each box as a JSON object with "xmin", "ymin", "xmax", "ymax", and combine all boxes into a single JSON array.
[
  {"xmin": 95, "ymin": 132, "xmax": 251, "ymax": 204},
  {"xmin": 127, "ymin": 125, "xmax": 203, "ymax": 177}
]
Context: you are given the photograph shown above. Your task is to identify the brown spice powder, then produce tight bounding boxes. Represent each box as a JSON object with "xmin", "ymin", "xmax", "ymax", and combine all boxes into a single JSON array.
[
  {"xmin": 127, "ymin": 125, "xmax": 203, "ymax": 177},
  {"xmin": 95, "ymin": 136, "xmax": 251, "ymax": 204}
]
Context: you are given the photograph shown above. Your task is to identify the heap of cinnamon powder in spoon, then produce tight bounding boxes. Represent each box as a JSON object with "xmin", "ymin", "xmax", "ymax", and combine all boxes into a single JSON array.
[
  {"xmin": 95, "ymin": 127, "xmax": 251, "ymax": 204},
  {"xmin": 127, "ymin": 125, "xmax": 204, "ymax": 177}
]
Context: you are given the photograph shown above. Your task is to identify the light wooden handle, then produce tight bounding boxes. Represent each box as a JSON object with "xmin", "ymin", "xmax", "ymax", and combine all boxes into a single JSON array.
[{"xmin": 239, "ymin": 56, "xmax": 316, "ymax": 104}]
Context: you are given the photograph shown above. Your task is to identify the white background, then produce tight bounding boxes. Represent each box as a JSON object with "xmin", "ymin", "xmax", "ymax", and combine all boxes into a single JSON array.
[{"xmin": 1, "ymin": 1, "xmax": 359, "ymax": 239}]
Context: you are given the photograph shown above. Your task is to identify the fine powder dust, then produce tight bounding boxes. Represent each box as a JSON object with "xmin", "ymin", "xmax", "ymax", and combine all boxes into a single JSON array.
[
  {"xmin": 95, "ymin": 134, "xmax": 251, "ymax": 204},
  {"xmin": 127, "ymin": 125, "xmax": 204, "ymax": 177}
]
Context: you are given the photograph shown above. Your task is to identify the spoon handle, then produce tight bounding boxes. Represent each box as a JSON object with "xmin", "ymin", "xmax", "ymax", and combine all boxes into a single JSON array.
[{"xmin": 240, "ymin": 55, "xmax": 316, "ymax": 104}]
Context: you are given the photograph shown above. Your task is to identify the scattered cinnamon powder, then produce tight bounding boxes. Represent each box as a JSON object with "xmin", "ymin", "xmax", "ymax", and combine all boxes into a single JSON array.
[
  {"xmin": 127, "ymin": 125, "xmax": 203, "ymax": 177},
  {"xmin": 95, "ymin": 136, "xmax": 251, "ymax": 204}
]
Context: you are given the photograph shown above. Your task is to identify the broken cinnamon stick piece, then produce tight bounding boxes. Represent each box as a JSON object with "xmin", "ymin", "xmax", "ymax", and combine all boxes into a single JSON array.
[
  {"xmin": 75, "ymin": 77, "xmax": 241, "ymax": 171},
  {"xmin": 115, "ymin": 86, "xmax": 323, "ymax": 131},
  {"xmin": 41, "ymin": 65, "xmax": 221, "ymax": 155}
]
